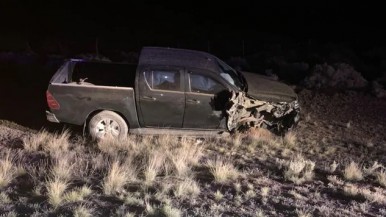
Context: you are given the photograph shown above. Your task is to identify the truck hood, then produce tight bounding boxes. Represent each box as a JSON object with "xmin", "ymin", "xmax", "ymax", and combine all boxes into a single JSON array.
[{"xmin": 240, "ymin": 71, "xmax": 297, "ymax": 102}]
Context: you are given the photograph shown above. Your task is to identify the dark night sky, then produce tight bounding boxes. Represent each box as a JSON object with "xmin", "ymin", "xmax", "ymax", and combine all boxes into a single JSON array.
[{"xmin": 1, "ymin": 1, "xmax": 386, "ymax": 51}]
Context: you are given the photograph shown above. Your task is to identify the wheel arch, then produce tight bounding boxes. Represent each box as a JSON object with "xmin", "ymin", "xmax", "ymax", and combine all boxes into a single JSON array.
[{"xmin": 84, "ymin": 109, "xmax": 130, "ymax": 130}]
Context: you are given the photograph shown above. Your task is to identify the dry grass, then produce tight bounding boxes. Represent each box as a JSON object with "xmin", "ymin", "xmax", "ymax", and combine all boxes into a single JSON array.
[
  {"xmin": 327, "ymin": 175, "xmax": 344, "ymax": 186},
  {"xmin": 207, "ymin": 158, "xmax": 239, "ymax": 183},
  {"xmin": 284, "ymin": 131, "xmax": 297, "ymax": 146},
  {"xmin": 22, "ymin": 129, "xmax": 51, "ymax": 152},
  {"xmin": 245, "ymin": 189, "xmax": 256, "ymax": 199},
  {"xmin": 35, "ymin": 130, "xmax": 71, "ymax": 154},
  {"xmin": 161, "ymin": 205, "xmax": 182, "ymax": 217},
  {"xmin": 166, "ymin": 139, "xmax": 203, "ymax": 177},
  {"xmin": 3, "ymin": 99, "xmax": 386, "ymax": 217},
  {"xmin": 124, "ymin": 194, "xmax": 144, "ymax": 206},
  {"xmin": 376, "ymin": 170, "xmax": 386, "ymax": 187},
  {"xmin": 0, "ymin": 192, "xmax": 11, "ymax": 203},
  {"xmin": 64, "ymin": 186, "xmax": 92, "ymax": 202},
  {"xmin": 50, "ymin": 153, "xmax": 75, "ymax": 181},
  {"xmin": 231, "ymin": 133, "xmax": 243, "ymax": 148},
  {"xmin": 255, "ymin": 209, "xmax": 265, "ymax": 217},
  {"xmin": 363, "ymin": 161, "xmax": 384, "ymax": 175},
  {"xmin": 46, "ymin": 177, "xmax": 69, "ymax": 208},
  {"xmin": 0, "ymin": 211, "xmax": 17, "ymax": 217},
  {"xmin": 214, "ymin": 190, "xmax": 223, "ymax": 201},
  {"xmin": 234, "ymin": 182, "xmax": 241, "ymax": 193},
  {"xmin": 329, "ymin": 161, "xmax": 339, "ymax": 173},
  {"xmin": 143, "ymin": 151, "xmax": 165, "ymax": 186},
  {"xmin": 343, "ymin": 184, "xmax": 359, "ymax": 197},
  {"xmin": 145, "ymin": 202, "xmax": 157, "ymax": 216},
  {"xmin": 73, "ymin": 204, "xmax": 94, "ymax": 217},
  {"xmin": 121, "ymin": 212, "xmax": 135, "ymax": 217},
  {"xmin": 97, "ymin": 136, "xmax": 136, "ymax": 156},
  {"xmin": 260, "ymin": 187, "xmax": 270, "ymax": 198},
  {"xmin": 342, "ymin": 183, "xmax": 386, "ymax": 204},
  {"xmin": 282, "ymin": 155, "xmax": 315, "ymax": 184},
  {"xmin": 344, "ymin": 161, "xmax": 363, "ymax": 181},
  {"xmin": 296, "ymin": 208, "xmax": 312, "ymax": 217},
  {"xmin": 247, "ymin": 128, "xmax": 274, "ymax": 141},
  {"xmin": 168, "ymin": 138, "xmax": 203, "ymax": 177},
  {"xmin": 289, "ymin": 190, "xmax": 307, "ymax": 200},
  {"xmin": 103, "ymin": 160, "xmax": 136, "ymax": 195},
  {"xmin": 173, "ymin": 178, "xmax": 200, "ymax": 198},
  {"xmin": 360, "ymin": 188, "xmax": 386, "ymax": 204},
  {"xmin": 0, "ymin": 151, "xmax": 17, "ymax": 188}
]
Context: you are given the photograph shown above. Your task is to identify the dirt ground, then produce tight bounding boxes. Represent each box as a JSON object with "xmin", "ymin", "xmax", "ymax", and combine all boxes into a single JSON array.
[{"xmin": 296, "ymin": 89, "xmax": 386, "ymax": 163}]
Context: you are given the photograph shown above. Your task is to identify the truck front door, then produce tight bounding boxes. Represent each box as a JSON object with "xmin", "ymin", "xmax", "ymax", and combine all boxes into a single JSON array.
[
  {"xmin": 138, "ymin": 67, "xmax": 185, "ymax": 128},
  {"xmin": 183, "ymin": 70, "xmax": 229, "ymax": 129}
]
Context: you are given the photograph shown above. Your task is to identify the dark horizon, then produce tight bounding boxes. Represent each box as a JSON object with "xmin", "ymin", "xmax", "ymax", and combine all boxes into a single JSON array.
[{"xmin": 1, "ymin": 1, "xmax": 386, "ymax": 43}]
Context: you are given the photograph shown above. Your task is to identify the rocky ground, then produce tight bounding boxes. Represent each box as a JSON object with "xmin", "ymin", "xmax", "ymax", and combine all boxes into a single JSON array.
[{"xmin": 1, "ymin": 88, "xmax": 386, "ymax": 217}]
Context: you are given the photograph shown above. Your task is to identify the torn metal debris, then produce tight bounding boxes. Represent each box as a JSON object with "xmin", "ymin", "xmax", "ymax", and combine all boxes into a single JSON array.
[{"xmin": 226, "ymin": 91, "xmax": 300, "ymax": 134}]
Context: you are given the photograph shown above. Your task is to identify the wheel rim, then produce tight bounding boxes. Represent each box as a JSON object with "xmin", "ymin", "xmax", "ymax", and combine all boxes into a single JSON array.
[{"xmin": 95, "ymin": 118, "xmax": 121, "ymax": 139}]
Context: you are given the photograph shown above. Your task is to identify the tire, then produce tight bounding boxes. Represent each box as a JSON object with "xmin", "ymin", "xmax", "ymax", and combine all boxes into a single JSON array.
[{"xmin": 88, "ymin": 111, "xmax": 128, "ymax": 141}]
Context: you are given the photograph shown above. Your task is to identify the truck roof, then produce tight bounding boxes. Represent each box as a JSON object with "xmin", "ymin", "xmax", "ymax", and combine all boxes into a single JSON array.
[
  {"xmin": 65, "ymin": 47, "xmax": 220, "ymax": 73},
  {"xmin": 139, "ymin": 47, "xmax": 219, "ymax": 72}
]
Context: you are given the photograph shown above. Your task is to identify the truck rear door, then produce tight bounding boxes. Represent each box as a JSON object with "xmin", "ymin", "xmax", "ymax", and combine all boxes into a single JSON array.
[{"xmin": 138, "ymin": 67, "xmax": 185, "ymax": 128}]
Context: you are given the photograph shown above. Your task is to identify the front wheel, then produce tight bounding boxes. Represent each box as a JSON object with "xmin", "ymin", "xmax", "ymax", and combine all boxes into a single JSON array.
[{"xmin": 88, "ymin": 111, "xmax": 128, "ymax": 141}]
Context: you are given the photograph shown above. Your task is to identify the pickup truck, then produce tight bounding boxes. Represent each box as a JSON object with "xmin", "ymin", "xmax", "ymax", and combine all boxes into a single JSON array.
[{"xmin": 46, "ymin": 47, "xmax": 299, "ymax": 140}]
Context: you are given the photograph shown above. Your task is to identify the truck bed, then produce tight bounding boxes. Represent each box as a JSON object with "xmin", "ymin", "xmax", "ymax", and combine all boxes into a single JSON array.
[{"xmin": 48, "ymin": 83, "xmax": 139, "ymax": 128}]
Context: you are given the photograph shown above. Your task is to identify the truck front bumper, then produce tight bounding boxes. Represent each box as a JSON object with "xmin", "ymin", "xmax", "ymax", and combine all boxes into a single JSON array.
[{"xmin": 46, "ymin": 110, "xmax": 60, "ymax": 123}]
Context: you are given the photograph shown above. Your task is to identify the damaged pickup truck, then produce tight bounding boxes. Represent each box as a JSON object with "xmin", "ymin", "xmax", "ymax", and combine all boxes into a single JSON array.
[{"xmin": 46, "ymin": 47, "xmax": 299, "ymax": 140}]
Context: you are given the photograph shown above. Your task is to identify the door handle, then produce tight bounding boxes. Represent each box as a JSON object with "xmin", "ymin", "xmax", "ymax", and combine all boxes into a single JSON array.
[
  {"xmin": 142, "ymin": 96, "xmax": 156, "ymax": 101},
  {"xmin": 187, "ymin": 99, "xmax": 200, "ymax": 104}
]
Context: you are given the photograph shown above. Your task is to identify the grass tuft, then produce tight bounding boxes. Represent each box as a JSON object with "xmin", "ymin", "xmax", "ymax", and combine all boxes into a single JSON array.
[
  {"xmin": 0, "ymin": 151, "xmax": 17, "ymax": 189},
  {"xmin": 343, "ymin": 184, "xmax": 359, "ymax": 197},
  {"xmin": 50, "ymin": 153, "xmax": 75, "ymax": 181},
  {"xmin": 283, "ymin": 155, "xmax": 315, "ymax": 184},
  {"xmin": 208, "ymin": 158, "xmax": 239, "ymax": 183},
  {"xmin": 173, "ymin": 178, "xmax": 200, "ymax": 198},
  {"xmin": 329, "ymin": 161, "xmax": 339, "ymax": 173},
  {"xmin": 284, "ymin": 131, "xmax": 297, "ymax": 146},
  {"xmin": 103, "ymin": 160, "xmax": 136, "ymax": 195},
  {"xmin": 161, "ymin": 205, "xmax": 182, "ymax": 217},
  {"xmin": 73, "ymin": 204, "xmax": 93, "ymax": 217},
  {"xmin": 0, "ymin": 192, "xmax": 11, "ymax": 203},
  {"xmin": 376, "ymin": 170, "xmax": 386, "ymax": 187},
  {"xmin": 44, "ymin": 130, "xmax": 71, "ymax": 154},
  {"xmin": 22, "ymin": 129, "xmax": 51, "ymax": 152},
  {"xmin": 143, "ymin": 151, "xmax": 165, "ymax": 186},
  {"xmin": 124, "ymin": 194, "xmax": 144, "ymax": 206},
  {"xmin": 0, "ymin": 211, "xmax": 17, "ymax": 217},
  {"xmin": 260, "ymin": 187, "xmax": 270, "ymax": 198},
  {"xmin": 296, "ymin": 208, "xmax": 312, "ymax": 217},
  {"xmin": 214, "ymin": 190, "xmax": 223, "ymax": 201},
  {"xmin": 46, "ymin": 177, "xmax": 69, "ymax": 208},
  {"xmin": 364, "ymin": 161, "xmax": 384, "ymax": 175},
  {"xmin": 167, "ymin": 139, "xmax": 203, "ymax": 177},
  {"xmin": 344, "ymin": 161, "xmax": 363, "ymax": 181},
  {"xmin": 64, "ymin": 186, "xmax": 92, "ymax": 202}
]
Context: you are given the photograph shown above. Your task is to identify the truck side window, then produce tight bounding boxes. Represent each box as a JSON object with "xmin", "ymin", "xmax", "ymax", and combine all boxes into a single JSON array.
[
  {"xmin": 144, "ymin": 70, "xmax": 181, "ymax": 91},
  {"xmin": 189, "ymin": 72, "xmax": 225, "ymax": 94}
]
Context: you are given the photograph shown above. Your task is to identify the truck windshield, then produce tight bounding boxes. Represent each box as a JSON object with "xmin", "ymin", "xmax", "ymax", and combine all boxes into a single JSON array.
[{"xmin": 216, "ymin": 58, "xmax": 244, "ymax": 90}]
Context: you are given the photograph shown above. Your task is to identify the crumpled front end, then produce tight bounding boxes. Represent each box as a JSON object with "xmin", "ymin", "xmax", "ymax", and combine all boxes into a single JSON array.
[{"xmin": 226, "ymin": 91, "xmax": 300, "ymax": 134}]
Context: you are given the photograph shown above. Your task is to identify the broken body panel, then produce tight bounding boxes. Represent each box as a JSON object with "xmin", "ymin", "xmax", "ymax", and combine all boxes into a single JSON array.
[{"xmin": 46, "ymin": 47, "xmax": 299, "ymax": 136}]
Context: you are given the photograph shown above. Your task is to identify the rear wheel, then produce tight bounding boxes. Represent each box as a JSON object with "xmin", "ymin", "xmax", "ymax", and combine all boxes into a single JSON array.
[{"xmin": 88, "ymin": 111, "xmax": 128, "ymax": 140}]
